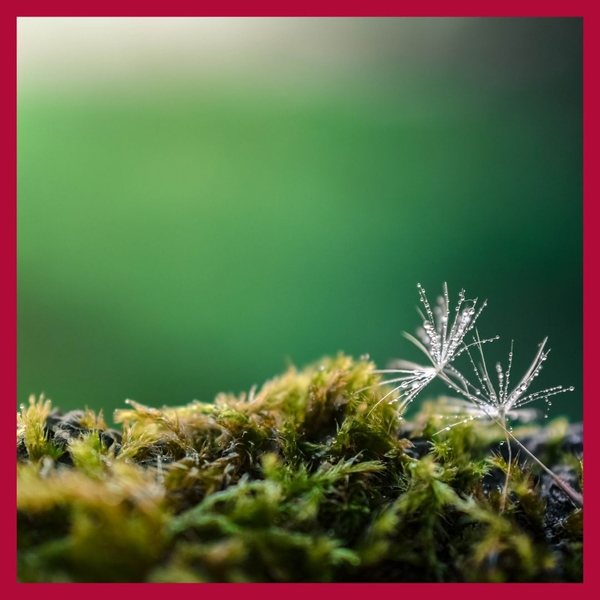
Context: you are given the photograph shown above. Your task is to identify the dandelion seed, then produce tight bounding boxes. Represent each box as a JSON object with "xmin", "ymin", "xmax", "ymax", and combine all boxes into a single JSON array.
[
  {"xmin": 442, "ymin": 334, "xmax": 574, "ymax": 424},
  {"xmin": 370, "ymin": 283, "xmax": 489, "ymax": 414},
  {"xmin": 371, "ymin": 281, "xmax": 582, "ymax": 510},
  {"xmin": 434, "ymin": 332, "xmax": 576, "ymax": 511}
]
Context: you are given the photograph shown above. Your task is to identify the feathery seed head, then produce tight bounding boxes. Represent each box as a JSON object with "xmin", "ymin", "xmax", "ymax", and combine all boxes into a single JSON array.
[
  {"xmin": 446, "ymin": 334, "xmax": 575, "ymax": 427},
  {"xmin": 371, "ymin": 283, "xmax": 489, "ymax": 413}
]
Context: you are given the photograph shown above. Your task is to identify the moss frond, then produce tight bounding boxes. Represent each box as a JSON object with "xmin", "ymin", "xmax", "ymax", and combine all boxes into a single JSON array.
[
  {"xmin": 17, "ymin": 355, "xmax": 582, "ymax": 582},
  {"xmin": 18, "ymin": 395, "xmax": 63, "ymax": 462}
]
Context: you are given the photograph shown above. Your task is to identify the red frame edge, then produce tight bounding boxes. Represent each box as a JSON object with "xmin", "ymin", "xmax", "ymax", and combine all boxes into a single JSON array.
[{"xmin": 4, "ymin": 2, "xmax": 596, "ymax": 596}]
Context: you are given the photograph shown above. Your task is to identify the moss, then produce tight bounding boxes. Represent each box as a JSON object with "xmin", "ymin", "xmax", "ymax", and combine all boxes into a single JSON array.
[{"xmin": 17, "ymin": 354, "xmax": 582, "ymax": 582}]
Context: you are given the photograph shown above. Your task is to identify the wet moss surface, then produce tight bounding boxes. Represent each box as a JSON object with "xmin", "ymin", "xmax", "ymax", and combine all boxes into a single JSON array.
[{"xmin": 17, "ymin": 355, "xmax": 582, "ymax": 582}]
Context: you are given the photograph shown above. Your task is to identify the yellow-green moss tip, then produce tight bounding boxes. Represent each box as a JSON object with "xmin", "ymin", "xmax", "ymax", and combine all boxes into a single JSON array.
[{"xmin": 17, "ymin": 354, "xmax": 582, "ymax": 582}]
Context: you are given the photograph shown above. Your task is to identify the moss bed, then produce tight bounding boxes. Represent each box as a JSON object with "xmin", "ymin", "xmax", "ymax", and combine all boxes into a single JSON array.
[{"xmin": 17, "ymin": 355, "xmax": 583, "ymax": 582}]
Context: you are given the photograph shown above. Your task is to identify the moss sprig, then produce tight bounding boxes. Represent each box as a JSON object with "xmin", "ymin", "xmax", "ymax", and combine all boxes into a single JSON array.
[{"xmin": 17, "ymin": 353, "xmax": 582, "ymax": 582}]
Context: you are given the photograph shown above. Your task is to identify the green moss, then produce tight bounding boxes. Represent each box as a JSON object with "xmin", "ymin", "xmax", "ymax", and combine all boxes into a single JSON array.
[
  {"xmin": 18, "ymin": 395, "xmax": 64, "ymax": 462},
  {"xmin": 17, "ymin": 354, "xmax": 582, "ymax": 582}
]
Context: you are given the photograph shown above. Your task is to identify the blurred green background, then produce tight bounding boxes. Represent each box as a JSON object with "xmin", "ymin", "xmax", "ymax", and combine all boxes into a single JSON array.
[{"xmin": 17, "ymin": 18, "xmax": 582, "ymax": 421}]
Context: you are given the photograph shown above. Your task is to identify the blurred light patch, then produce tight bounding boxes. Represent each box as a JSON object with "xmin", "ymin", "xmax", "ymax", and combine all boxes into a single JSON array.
[{"xmin": 17, "ymin": 18, "xmax": 582, "ymax": 421}]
